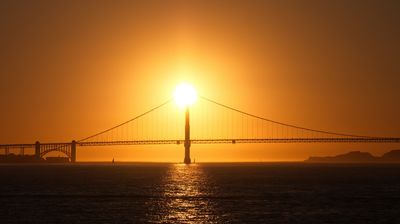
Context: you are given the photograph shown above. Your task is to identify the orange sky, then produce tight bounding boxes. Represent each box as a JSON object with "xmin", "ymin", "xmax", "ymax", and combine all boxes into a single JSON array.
[{"xmin": 1, "ymin": 0, "xmax": 400, "ymax": 161}]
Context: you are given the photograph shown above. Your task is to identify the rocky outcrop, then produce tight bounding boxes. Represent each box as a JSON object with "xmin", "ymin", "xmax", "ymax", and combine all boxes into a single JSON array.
[{"xmin": 306, "ymin": 150, "xmax": 400, "ymax": 163}]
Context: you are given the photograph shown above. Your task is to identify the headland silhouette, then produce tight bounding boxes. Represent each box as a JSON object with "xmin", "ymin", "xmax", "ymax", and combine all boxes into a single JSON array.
[{"xmin": 305, "ymin": 150, "xmax": 400, "ymax": 163}]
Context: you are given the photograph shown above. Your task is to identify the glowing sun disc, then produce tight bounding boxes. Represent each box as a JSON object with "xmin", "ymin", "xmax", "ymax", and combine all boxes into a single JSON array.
[{"xmin": 174, "ymin": 83, "xmax": 197, "ymax": 107}]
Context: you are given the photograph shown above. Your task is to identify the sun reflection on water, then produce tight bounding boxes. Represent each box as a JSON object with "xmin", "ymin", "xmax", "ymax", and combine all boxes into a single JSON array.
[
  {"xmin": 164, "ymin": 164, "xmax": 203, "ymax": 197},
  {"xmin": 159, "ymin": 164, "xmax": 218, "ymax": 223}
]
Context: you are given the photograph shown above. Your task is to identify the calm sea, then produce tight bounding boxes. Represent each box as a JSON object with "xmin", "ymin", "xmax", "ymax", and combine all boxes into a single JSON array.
[{"xmin": 0, "ymin": 163, "xmax": 399, "ymax": 223}]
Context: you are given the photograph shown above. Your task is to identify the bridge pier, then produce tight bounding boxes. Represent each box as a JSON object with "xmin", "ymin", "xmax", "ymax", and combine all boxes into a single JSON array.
[
  {"xmin": 35, "ymin": 141, "xmax": 40, "ymax": 160},
  {"xmin": 184, "ymin": 107, "xmax": 191, "ymax": 164},
  {"xmin": 71, "ymin": 140, "xmax": 76, "ymax": 163}
]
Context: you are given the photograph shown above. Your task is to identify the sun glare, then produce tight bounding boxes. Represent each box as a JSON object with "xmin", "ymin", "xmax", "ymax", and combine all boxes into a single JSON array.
[{"xmin": 174, "ymin": 83, "xmax": 197, "ymax": 107}]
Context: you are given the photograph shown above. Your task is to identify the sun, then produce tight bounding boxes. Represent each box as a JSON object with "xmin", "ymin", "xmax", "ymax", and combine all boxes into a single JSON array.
[{"xmin": 173, "ymin": 83, "xmax": 197, "ymax": 107}]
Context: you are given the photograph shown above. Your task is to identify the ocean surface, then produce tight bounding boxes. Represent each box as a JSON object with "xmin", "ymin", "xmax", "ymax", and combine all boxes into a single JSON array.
[{"xmin": 1, "ymin": 163, "xmax": 399, "ymax": 223}]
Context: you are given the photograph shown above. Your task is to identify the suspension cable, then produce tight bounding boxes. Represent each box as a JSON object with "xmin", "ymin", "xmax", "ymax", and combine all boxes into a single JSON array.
[
  {"xmin": 78, "ymin": 99, "xmax": 172, "ymax": 142},
  {"xmin": 200, "ymin": 96, "xmax": 375, "ymax": 138}
]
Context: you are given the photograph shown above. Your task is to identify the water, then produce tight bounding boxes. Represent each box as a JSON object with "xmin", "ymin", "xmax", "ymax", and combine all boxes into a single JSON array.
[{"xmin": 1, "ymin": 163, "xmax": 400, "ymax": 223}]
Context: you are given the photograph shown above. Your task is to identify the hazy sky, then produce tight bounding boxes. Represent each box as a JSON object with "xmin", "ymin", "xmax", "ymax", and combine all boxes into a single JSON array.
[{"xmin": 1, "ymin": 0, "xmax": 399, "ymax": 161}]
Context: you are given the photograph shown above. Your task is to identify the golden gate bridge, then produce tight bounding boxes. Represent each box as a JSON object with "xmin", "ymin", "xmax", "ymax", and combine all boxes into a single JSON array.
[{"xmin": 1, "ymin": 96, "xmax": 399, "ymax": 163}]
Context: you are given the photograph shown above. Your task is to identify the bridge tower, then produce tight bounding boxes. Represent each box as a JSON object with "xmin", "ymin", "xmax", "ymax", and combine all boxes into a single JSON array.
[
  {"xmin": 184, "ymin": 106, "xmax": 191, "ymax": 164},
  {"xmin": 35, "ymin": 141, "xmax": 40, "ymax": 160},
  {"xmin": 71, "ymin": 140, "xmax": 76, "ymax": 163}
]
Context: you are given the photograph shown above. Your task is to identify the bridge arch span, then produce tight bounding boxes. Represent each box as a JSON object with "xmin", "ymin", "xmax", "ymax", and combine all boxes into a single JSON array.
[{"xmin": 38, "ymin": 143, "xmax": 73, "ymax": 161}]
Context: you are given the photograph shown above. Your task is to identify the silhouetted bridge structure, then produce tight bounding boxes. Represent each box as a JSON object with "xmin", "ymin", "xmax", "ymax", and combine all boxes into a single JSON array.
[{"xmin": 1, "ymin": 97, "xmax": 399, "ymax": 163}]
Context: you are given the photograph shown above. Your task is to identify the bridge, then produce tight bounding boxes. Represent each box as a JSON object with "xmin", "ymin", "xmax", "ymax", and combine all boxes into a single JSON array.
[{"xmin": 1, "ymin": 96, "xmax": 399, "ymax": 163}]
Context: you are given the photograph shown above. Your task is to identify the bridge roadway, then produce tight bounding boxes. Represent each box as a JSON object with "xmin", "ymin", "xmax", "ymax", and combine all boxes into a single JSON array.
[{"xmin": 2, "ymin": 137, "xmax": 400, "ymax": 149}]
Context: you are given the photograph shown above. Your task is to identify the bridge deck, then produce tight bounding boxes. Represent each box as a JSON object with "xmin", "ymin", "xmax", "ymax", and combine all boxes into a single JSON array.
[
  {"xmin": 78, "ymin": 138, "xmax": 400, "ymax": 146},
  {"xmin": 1, "ymin": 138, "xmax": 400, "ymax": 149}
]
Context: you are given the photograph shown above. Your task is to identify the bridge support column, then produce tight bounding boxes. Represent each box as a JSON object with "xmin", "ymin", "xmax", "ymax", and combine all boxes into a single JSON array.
[
  {"xmin": 71, "ymin": 140, "xmax": 76, "ymax": 163},
  {"xmin": 35, "ymin": 141, "xmax": 40, "ymax": 160},
  {"xmin": 184, "ymin": 107, "xmax": 191, "ymax": 164}
]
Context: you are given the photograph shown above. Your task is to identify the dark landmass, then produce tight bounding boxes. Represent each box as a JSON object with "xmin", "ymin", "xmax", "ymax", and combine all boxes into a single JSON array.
[
  {"xmin": 0, "ymin": 154, "xmax": 69, "ymax": 163},
  {"xmin": 381, "ymin": 150, "xmax": 400, "ymax": 161},
  {"xmin": 45, "ymin": 157, "xmax": 70, "ymax": 163},
  {"xmin": 305, "ymin": 150, "xmax": 400, "ymax": 163},
  {"xmin": 3, "ymin": 150, "xmax": 400, "ymax": 164}
]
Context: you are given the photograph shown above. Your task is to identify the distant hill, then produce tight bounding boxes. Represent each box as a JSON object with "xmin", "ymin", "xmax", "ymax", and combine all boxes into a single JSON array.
[
  {"xmin": 381, "ymin": 150, "xmax": 400, "ymax": 162},
  {"xmin": 0, "ymin": 154, "xmax": 44, "ymax": 163},
  {"xmin": 0, "ymin": 154, "xmax": 69, "ymax": 163},
  {"xmin": 305, "ymin": 150, "xmax": 400, "ymax": 163}
]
